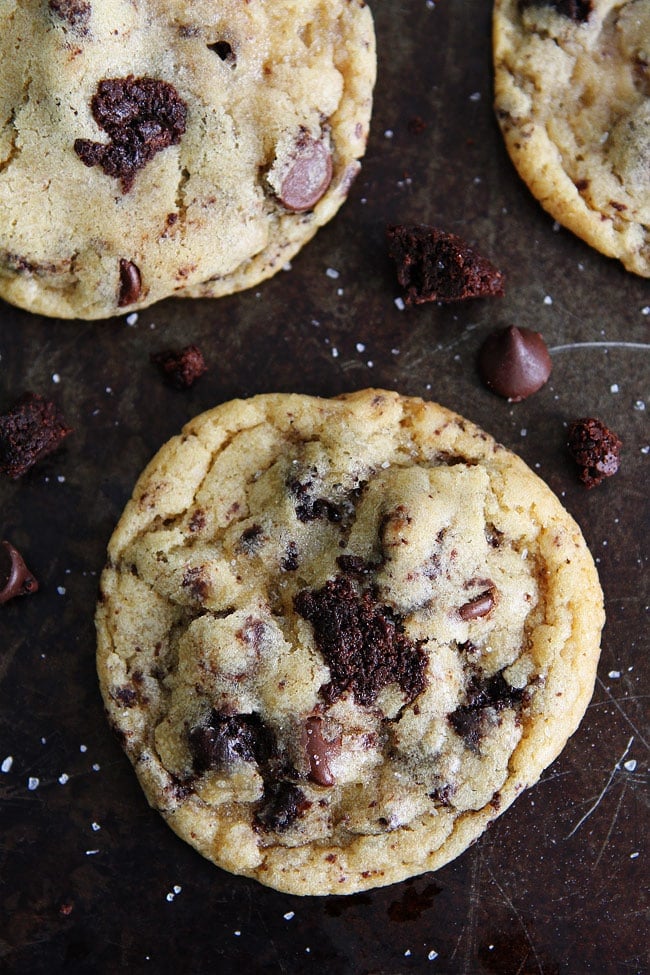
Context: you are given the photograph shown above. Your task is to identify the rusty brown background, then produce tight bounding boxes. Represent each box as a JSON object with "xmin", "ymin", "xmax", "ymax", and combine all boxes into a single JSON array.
[{"xmin": 1, "ymin": 2, "xmax": 648, "ymax": 972}]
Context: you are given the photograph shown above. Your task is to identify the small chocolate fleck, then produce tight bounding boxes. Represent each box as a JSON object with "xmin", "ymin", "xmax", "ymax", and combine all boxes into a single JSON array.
[
  {"xmin": 567, "ymin": 417, "xmax": 622, "ymax": 488},
  {"xmin": 151, "ymin": 344, "xmax": 207, "ymax": 388},
  {"xmin": 0, "ymin": 392, "xmax": 72, "ymax": 479},
  {"xmin": 74, "ymin": 76, "xmax": 187, "ymax": 192},
  {"xmin": 294, "ymin": 575, "xmax": 427, "ymax": 706},
  {"xmin": 118, "ymin": 259, "xmax": 141, "ymax": 306},
  {"xmin": 458, "ymin": 588, "xmax": 496, "ymax": 621},
  {"xmin": 304, "ymin": 716, "xmax": 341, "ymax": 787},
  {"xmin": 0, "ymin": 541, "xmax": 39, "ymax": 604},
  {"xmin": 254, "ymin": 781, "xmax": 310, "ymax": 832},
  {"xmin": 274, "ymin": 137, "xmax": 333, "ymax": 212},
  {"xmin": 478, "ymin": 325, "xmax": 552, "ymax": 401}
]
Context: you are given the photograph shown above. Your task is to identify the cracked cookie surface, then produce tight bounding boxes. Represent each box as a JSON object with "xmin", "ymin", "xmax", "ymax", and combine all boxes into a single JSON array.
[
  {"xmin": 493, "ymin": 0, "xmax": 650, "ymax": 276},
  {"xmin": 0, "ymin": 0, "xmax": 375, "ymax": 319},
  {"xmin": 96, "ymin": 390, "xmax": 604, "ymax": 895}
]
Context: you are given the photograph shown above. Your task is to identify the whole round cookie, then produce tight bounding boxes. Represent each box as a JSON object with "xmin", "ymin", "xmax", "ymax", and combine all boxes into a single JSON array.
[
  {"xmin": 0, "ymin": 1, "xmax": 375, "ymax": 319},
  {"xmin": 493, "ymin": 0, "xmax": 650, "ymax": 277},
  {"xmin": 96, "ymin": 390, "xmax": 604, "ymax": 895}
]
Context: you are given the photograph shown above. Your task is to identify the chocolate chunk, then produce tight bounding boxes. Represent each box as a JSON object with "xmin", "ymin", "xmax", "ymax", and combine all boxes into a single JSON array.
[
  {"xmin": 567, "ymin": 417, "xmax": 622, "ymax": 488},
  {"xmin": 188, "ymin": 711, "xmax": 275, "ymax": 773},
  {"xmin": 273, "ymin": 137, "xmax": 333, "ymax": 212},
  {"xmin": 151, "ymin": 344, "xmax": 207, "ymax": 389},
  {"xmin": 74, "ymin": 76, "xmax": 188, "ymax": 192},
  {"xmin": 0, "ymin": 393, "xmax": 72, "ymax": 479},
  {"xmin": 254, "ymin": 781, "xmax": 310, "ymax": 832},
  {"xmin": 386, "ymin": 224, "xmax": 505, "ymax": 305},
  {"xmin": 0, "ymin": 541, "xmax": 39, "ymax": 604},
  {"xmin": 287, "ymin": 476, "xmax": 342, "ymax": 523},
  {"xmin": 48, "ymin": 0, "xmax": 91, "ymax": 32},
  {"xmin": 458, "ymin": 588, "xmax": 496, "ymax": 621},
  {"xmin": 207, "ymin": 40, "xmax": 236, "ymax": 65},
  {"xmin": 519, "ymin": 0, "xmax": 593, "ymax": 22},
  {"xmin": 118, "ymin": 259, "xmax": 142, "ymax": 306},
  {"xmin": 304, "ymin": 716, "xmax": 341, "ymax": 787},
  {"xmin": 237, "ymin": 524, "xmax": 264, "ymax": 555},
  {"xmin": 282, "ymin": 541, "xmax": 299, "ymax": 571},
  {"xmin": 294, "ymin": 576, "xmax": 427, "ymax": 707},
  {"xmin": 478, "ymin": 325, "xmax": 552, "ymax": 401},
  {"xmin": 449, "ymin": 672, "xmax": 527, "ymax": 750}
]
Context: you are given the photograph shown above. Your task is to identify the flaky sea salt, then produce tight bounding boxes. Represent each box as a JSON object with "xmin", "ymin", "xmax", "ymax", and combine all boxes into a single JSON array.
[
  {"xmin": 27, "ymin": 777, "xmax": 39, "ymax": 790},
  {"xmin": 394, "ymin": 297, "xmax": 405, "ymax": 311},
  {"xmin": 283, "ymin": 912, "xmax": 295, "ymax": 921},
  {"xmin": 1, "ymin": 756, "xmax": 13, "ymax": 773},
  {"xmin": 624, "ymin": 760, "xmax": 637, "ymax": 772},
  {"xmin": 58, "ymin": 773, "xmax": 69, "ymax": 784}
]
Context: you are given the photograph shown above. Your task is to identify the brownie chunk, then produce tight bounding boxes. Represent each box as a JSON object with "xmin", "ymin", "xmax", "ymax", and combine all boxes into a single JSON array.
[
  {"xmin": 387, "ymin": 224, "xmax": 505, "ymax": 305},
  {"xmin": 151, "ymin": 344, "xmax": 207, "ymax": 389},
  {"xmin": 74, "ymin": 76, "xmax": 188, "ymax": 192},
  {"xmin": 0, "ymin": 393, "xmax": 72, "ymax": 478},
  {"xmin": 567, "ymin": 417, "xmax": 622, "ymax": 488},
  {"xmin": 294, "ymin": 575, "xmax": 427, "ymax": 706}
]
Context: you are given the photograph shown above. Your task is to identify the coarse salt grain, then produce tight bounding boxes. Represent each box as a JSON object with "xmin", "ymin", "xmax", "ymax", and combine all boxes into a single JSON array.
[
  {"xmin": 331, "ymin": 347, "xmax": 339, "ymax": 358},
  {"xmin": 91, "ymin": 822, "xmax": 101, "ymax": 831},
  {"xmin": 58, "ymin": 773, "xmax": 69, "ymax": 784},
  {"xmin": 125, "ymin": 313, "xmax": 138, "ymax": 326},
  {"xmin": 428, "ymin": 950, "xmax": 439, "ymax": 961},
  {"xmin": 623, "ymin": 760, "xmax": 637, "ymax": 772},
  {"xmin": 27, "ymin": 777, "xmax": 39, "ymax": 790},
  {"xmin": 356, "ymin": 342, "xmax": 366, "ymax": 353},
  {"xmin": 610, "ymin": 383, "xmax": 619, "ymax": 393},
  {"xmin": 57, "ymin": 586, "xmax": 66, "ymax": 596},
  {"xmin": 634, "ymin": 400, "xmax": 645, "ymax": 411},
  {"xmin": 52, "ymin": 373, "xmax": 61, "ymax": 384},
  {"xmin": 543, "ymin": 295, "xmax": 553, "ymax": 305},
  {"xmin": 630, "ymin": 852, "xmax": 640, "ymax": 859},
  {"xmin": 1, "ymin": 756, "xmax": 13, "ymax": 773},
  {"xmin": 80, "ymin": 744, "xmax": 87, "ymax": 753},
  {"xmin": 85, "ymin": 849, "xmax": 99, "ymax": 856},
  {"xmin": 325, "ymin": 267, "xmax": 339, "ymax": 279},
  {"xmin": 394, "ymin": 297, "xmax": 405, "ymax": 311},
  {"xmin": 608, "ymin": 670, "xmax": 621, "ymax": 679},
  {"xmin": 283, "ymin": 911, "xmax": 295, "ymax": 921}
]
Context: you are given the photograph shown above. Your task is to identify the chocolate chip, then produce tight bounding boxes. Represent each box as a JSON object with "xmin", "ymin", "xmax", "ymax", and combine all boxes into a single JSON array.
[
  {"xmin": 567, "ymin": 417, "xmax": 622, "ymax": 488},
  {"xmin": 254, "ymin": 781, "xmax": 310, "ymax": 832},
  {"xmin": 386, "ymin": 224, "xmax": 506, "ymax": 305},
  {"xmin": 519, "ymin": 0, "xmax": 593, "ymax": 22},
  {"xmin": 0, "ymin": 541, "xmax": 39, "ymax": 604},
  {"xmin": 478, "ymin": 325, "xmax": 552, "ymax": 402},
  {"xmin": 117, "ymin": 259, "xmax": 142, "ymax": 306},
  {"xmin": 188, "ymin": 711, "xmax": 275, "ymax": 773},
  {"xmin": 74, "ymin": 76, "xmax": 187, "ymax": 192},
  {"xmin": 274, "ymin": 137, "xmax": 333, "ymax": 212},
  {"xmin": 458, "ymin": 588, "xmax": 496, "ymax": 621},
  {"xmin": 48, "ymin": 0, "xmax": 91, "ymax": 32},
  {"xmin": 448, "ymin": 672, "xmax": 527, "ymax": 750},
  {"xmin": 0, "ymin": 393, "xmax": 72, "ymax": 479},
  {"xmin": 282, "ymin": 541, "xmax": 299, "ymax": 571},
  {"xmin": 207, "ymin": 40, "xmax": 236, "ymax": 65},
  {"xmin": 304, "ymin": 716, "xmax": 341, "ymax": 787},
  {"xmin": 294, "ymin": 576, "xmax": 427, "ymax": 707},
  {"xmin": 150, "ymin": 344, "xmax": 207, "ymax": 388}
]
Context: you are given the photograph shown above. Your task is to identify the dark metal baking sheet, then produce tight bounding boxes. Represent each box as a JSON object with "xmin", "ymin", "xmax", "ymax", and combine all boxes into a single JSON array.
[{"xmin": 1, "ymin": 2, "xmax": 648, "ymax": 972}]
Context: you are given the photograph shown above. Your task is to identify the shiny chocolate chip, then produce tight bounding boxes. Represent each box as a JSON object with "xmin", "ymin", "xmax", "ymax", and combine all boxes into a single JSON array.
[
  {"xmin": 305, "ymin": 716, "xmax": 341, "ymax": 787},
  {"xmin": 118, "ymin": 259, "xmax": 141, "ymax": 306},
  {"xmin": 0, "ymin": 541, "xmax": 39, "ymax": 604},
  {"xmin": 276, "ymin": 138, "xmax": 333, "ymax": 213},
  {"xmin": 458, "ymin": 588, "xmax": 496, "ymax": 621},
  {"xmin": 478, "ymin": 325, "xmax": 551, "ymax": 402}
]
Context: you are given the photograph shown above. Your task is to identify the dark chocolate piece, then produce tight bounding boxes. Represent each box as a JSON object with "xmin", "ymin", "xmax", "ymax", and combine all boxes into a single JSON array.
[
  {"xmin": 478, "ymin": 325, "xmax": 552, "ymax": 401},
  {"xmin": 207, "ymin": 40, "xmax": 236, "ymax": 65},
  {"xmin": 449, "ymin": 672, "xmax": 527, "ymax": 751},
  {"xmin": 0, "ymin": 393, "xmax": 72, "ymax": 478},
  {"xmin": 188, "ymin": 711, "xmax": 275, "ymax": 773},
  {"xmin": 567, "ymin": 417, "xmax": 622, "ymax": 488},
  {"xmin": 48, "ymin": 0, "xmax": 91, "ymax": 31},
  {"xmin": 282, "ymin": 541, "xmax": 299, "ymax": 571},
  {"xmin": 151, "ymin": 344, "xmax": 207, "ymax": 389},
  {"xmin": 118, "ymin": 259, "xmax": 142, "ymax": 306},
  {"xmin": 254, "ymin": 781, "xmax": 310, "ymax": 833},
  {"xmin": 274, "ymin": 137, "xmax": 333, "ymax": 212},
  {"xmin": 0, "ymin": 541, "xmax": 39, "ymax": 604},
  {"xmin": 74, "ymin": 76, "xmax": 187, "ymax": 192},
  {"xmin": 304, "ymin": 716, "xmax": 341, "ymax": 787},
  {"xmin": 519, "ymin": 0, "xmax": 593, "ymax": 22},
  {"xmin": 458, "ymin": 588, "xmax": 496, "ymax": 621},
  {"xmin": 294, "ymin": 575, "xmax": 427, "ymax": 706},
  {"xmin": 386, "ymin": 224, "xmax": 505, "ymax": 305}
]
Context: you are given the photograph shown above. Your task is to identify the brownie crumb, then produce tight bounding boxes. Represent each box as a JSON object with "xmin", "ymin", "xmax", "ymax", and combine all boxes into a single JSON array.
[
  {"xmin": 294, "ymin": 575, "xmax": 427, "ymax": 707},
  {"xmin": 387, "ymin": 224, "xmax": 505, "ymax": 305},
  {"xmin": 567, "ymin": 417, "xmax": 622, "ymax": 488},
  {"xmin": 74, "ymin": 76, "xmax": 188, "ymax": 192},
  {"xmin": 0, "ymin": 393, "xmax": 72, "ymax": 478},
  {"xmin": 151, "ymin": 344, "xmax": 207, "ymax": 389},
  {"xmin": 0, "ymin": 540, "xmax": 39, "ymax": 604},
  {"xmin": 519, "ymin": 0, "xmax": 593, "ymax": 22}
]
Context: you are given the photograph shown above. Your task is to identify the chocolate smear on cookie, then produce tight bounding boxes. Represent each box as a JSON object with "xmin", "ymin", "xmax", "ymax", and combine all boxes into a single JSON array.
[
  {"xmin": 294, "ymin": 576, "xmax": 427, "ymax": 706},
  {"xmin": 74, "ymin": 76, "xmax": 187, "ymax": 192},
  {"xmin": 0, "ymin": 541, "xmax": 39, "ymax": 604},
  {"xmin": 0, "ymin": 393, "xmax": 72, "ymax": 478}
]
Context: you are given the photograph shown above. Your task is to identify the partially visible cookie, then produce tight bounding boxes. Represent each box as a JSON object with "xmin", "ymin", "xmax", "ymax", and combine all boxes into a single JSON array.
[
  {"xmin": 0, "ymin": 1, "xmax": 375, "ymax": 319},
  {"xmin": 96, "ymin": 389, "xmax": 604, "ymax": 895},
  {"xmin": 493, "ymin": 0, "xmax": 650, "ymax": 277}
]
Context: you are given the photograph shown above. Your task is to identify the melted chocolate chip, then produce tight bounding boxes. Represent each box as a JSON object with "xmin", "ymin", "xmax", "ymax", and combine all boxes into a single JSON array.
[
  {"xmin": 478, "ymin": 325, "xmax": 552, "ymax": 401},
  {"xmin": 74, "ymin": 76, "xmax": 187, "ymax": 192},
  {"xmin": 188, "ymin": 711, "xmax": 275, "ymax": 773},
  {"xmin": 305, "ymin": 716, "xmax": 341, "ymax": 787},
  {"xmin": 48, "ymin": 0, "xmax": 91, "ymax": 31},
  {"xmin": 567, "ymin": 417, "xmax": 622, "ymax": 488},
  {"xmin": 0, "ymin": 541, "xmax": 39, "ymax": 604},
  {"xmin": 294, "ymin": 576, "xmax": 427, "ymax": 707},
  {"xmin": 237, "ymin": 524, "xmax": 264, "ymax": 554},
  {"xmin": 519, "ymin": 0, "xmax": 593, "ymax": 21},
  {"xmin": 0, "ymin": 393, "xmax": 72, "ymax": 479},
  {"xmin": 458, "ymin": 588, "xmax": 496, "ymax": 621},
  {"xmin": 151, "ymin": 344, "xmax": 207, "ymax": 388},
  {"xmin": 118, "ymin": 259, "xmax": 142, "ymax": 306},
  {"xmin": 274, "ymin": 137, "xmax": 333, "ymax": 212},
  {"xmin": 449, "ymin": 672, "xmax": 527, "ymax": 750},
  {"xmin": 254, "ymin": 781, "xmax": 310, "ymax": 832}
]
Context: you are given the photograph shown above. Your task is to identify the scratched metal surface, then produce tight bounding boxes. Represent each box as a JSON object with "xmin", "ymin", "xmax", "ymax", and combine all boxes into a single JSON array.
[{"xmin": 1, "ymin": 2, "xmax": 648, "ymax": 973}]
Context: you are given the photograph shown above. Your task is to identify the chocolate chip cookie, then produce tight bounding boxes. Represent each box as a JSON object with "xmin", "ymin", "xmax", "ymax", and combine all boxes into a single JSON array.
[
  {"xmin": 493, "ymin": 0, "xmax": 650, "ymax": 276},
  {"xmin": 0, "ymin": 1, "xmax": 375, "ymax": 319},
  {"xmin": 96, "ymin": 390, "xmax": 604, "ymax": 894}
]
